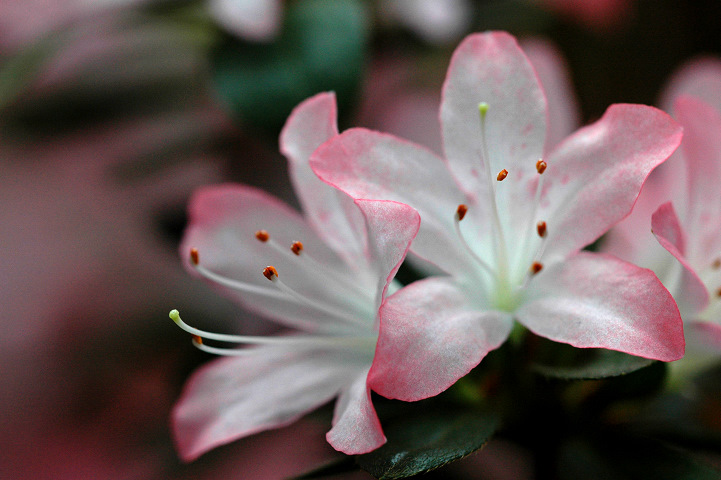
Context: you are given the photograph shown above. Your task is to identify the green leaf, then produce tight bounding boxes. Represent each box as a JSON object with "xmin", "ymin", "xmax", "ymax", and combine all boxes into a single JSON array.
[
  {"xmin": 356, "ymin": 409, "xmax": 499, "ymax": 479},
  {"xmin": 212, "ymin": 0, "xmax": 368, "ymax": 132},
  {"xmin": 532, "ymin": 347, "xmax": 654, "ymax": 380}
]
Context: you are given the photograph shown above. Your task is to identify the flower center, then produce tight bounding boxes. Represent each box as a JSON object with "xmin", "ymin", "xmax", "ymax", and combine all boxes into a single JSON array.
[{"xmin": 451, "ymin": 103, "xmax": 549, "ymax": 311}]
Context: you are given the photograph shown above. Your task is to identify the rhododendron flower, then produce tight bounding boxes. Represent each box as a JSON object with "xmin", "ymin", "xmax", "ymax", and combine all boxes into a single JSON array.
[
  {"xmin": 311, "ymin": 31, "xmax": 685, "ymax": 401},
  {"xmin": 170, "ymin": 92, "xmax": 420, "ymax": 460},
  {"xmin": 604, "ymin": 95, "xmax": 721, "ymax": 353}
]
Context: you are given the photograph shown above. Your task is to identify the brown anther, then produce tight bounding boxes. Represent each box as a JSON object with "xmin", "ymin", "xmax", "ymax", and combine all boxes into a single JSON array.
[
  {"xmin": 192, "ymin": 335, "xmax": 203, "ymax": 345},
  {"xmin": 536, "ymin": 221, "xmax": 547, "ymax": 238},
  {"xmin": 713, "ymin": 258, "xmax": 721, "ymax": 269},
  {"xmin": 263, "ymin": 266, "xmax": 279, "ymax": 281},
  {"xmin": 536, "ymin": 159, "xmax": 547, "ymax": 174},
  {"xmin": 456, "ymin": 204, "xmax": 468, "ymax": 221},
  {"xmin": 716, "ymin": 287, "xmax": 721, "ymax": 298},
  {"xmin": 190, "ymin": 248, "xmax": 199, "ymax": 265},
  {"xmin": 291, "ymin": 241, "xmax": 304, "ymax": 256},
  {"xmin": 497, "ymin": 169, "xmax": 509, "ymax": 181},
  {"xmin": 530, "ymin": 262, "xmax": 544, "ymax": 275},
  {"xmin": 255, "ymin": 230, "xmax": 270, "ymax": 242}
]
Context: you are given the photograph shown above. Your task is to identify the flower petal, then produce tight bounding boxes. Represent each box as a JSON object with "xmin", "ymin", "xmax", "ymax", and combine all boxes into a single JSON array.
[
  {"xmin": 172, "ymin": 345, "xmax": 358, "ymax": 461},
  {"xmin": 520, "ymin": 38, "xmax": 581, "ymax": 152},
  {"xmin": 368, "ymin": 277, "xmax": 513, "ymax": 401},
  {"xmin": 181, "ymin": 184, "xmax": 371, "ymax": 332},
  {"xmin": 651, "ymin": 202, "xmax": 709, "ymax": 316},
  {"xmin": 674, "ymin": 95, "xmax": 721, "ymax": 264},
  {"xmin": 660, "ymin": 57, "xmax": 721, "ymax": 114},
  {"xmin": 311, "ymin": 128, "xmax": 469, "ymax": 275},
  {"xmin": 280, "ymin": 92, "xmax": 369, "ymax": 265},
  {"xmin": 209, "ymin": 0, "xmax": 282, "ymax": 42},
  {"xmin": 517, "ymin": 251, "xmax": 685, "ymax": 361},
  {"xmin": 354, "ymin": 199, "xmax": 420, "ymax": 311},
  {"xmin": 541, "ymin": 104, "xmax": 683, "ymax": 263},
  {"xmin": 326, "ymin": 368, "xmax": 386, "ymax": 455},
  {"xmin": 440, "ymin": 31, "xmax": 546, "ymax": 197}
]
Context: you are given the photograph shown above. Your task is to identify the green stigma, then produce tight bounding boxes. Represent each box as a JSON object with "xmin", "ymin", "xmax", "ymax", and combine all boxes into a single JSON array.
[
  {"xmin": 478, "ymin": 102, "xmax": 489, "ymax": 118},
  {"xmin": 169, "ymin": 309, "xmax": 181, "ymax": 323}
]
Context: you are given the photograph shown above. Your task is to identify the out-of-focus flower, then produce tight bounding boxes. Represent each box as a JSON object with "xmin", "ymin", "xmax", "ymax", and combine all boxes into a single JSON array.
[
  {"xmin": 378, "ymin": 0, "xmax": 473, "ymax": 45},
  {"xmin": 659, "ymin": 57, "xmax": 721, "ymax": 117},
  {"xmin": 604, "ymin": 96, "xmax": 721, "ymax": 355},
  {"xmin": 312, "ymin": 31, "xmax": 684, "ymax": 402},
  {"xmin": 171, "ymin": 93, "xmax": 420, "ymax": 460},
  {"xmin": 208, "ymin": 0, "xmax": 282, "ymax": 42}
]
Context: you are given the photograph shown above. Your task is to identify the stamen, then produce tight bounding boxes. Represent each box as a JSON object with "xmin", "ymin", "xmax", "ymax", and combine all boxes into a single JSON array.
[
  {"xmin": 536, "ymin": 221, "xmax": 547, "ymax": 238},
  {"xmin": 536, "ymin": 159, "xmax": 547, "ymax": 174},
  {"xmin": 255, "ymin": 230, "xmax": 270, "ymax": 242},
  {"xmin": 453, "ymin": 206, "xmax": 496, "ymax": 278},
  {"xmin": 191, "ymin": 258, "xmax": 285, "ymax": 298},
  {"xmin": 291, "ymin": 241, "xmax": 304, "ymax": 256},
  {"xmin": 170, "ymin": 310, "xmax": 375, "ymax": 351},
  {"xmin": 515, "ymin": 159, "xmax": 549, "ymax": 275},
  {"xmin": 190, "ymin": 248, "xmax": 199, "ymax": 265},
  {"xmin": 713, "ymin": 258, "xmax": 721, "ymax": 269},
  {"xmin": 263, "ymin": 265, "xmax": 279, "ymax": 281},
  {"xmin": 497, "ymin": 169, "xmax": 509, "ymax": 181},
  {"xmin": 716, "ymin": 287, "xmax": 721, "ymax": 298},
  {"xmin": 530, "ymin": 262, "xmax": 543, "ymax": 275},
  {"xmin": 477, "ymin": 102, "xmax": 510, "ymax": 281},
  {"xmin": 262, "ymin": 267, "xmax": 367, "ymax": 327}
]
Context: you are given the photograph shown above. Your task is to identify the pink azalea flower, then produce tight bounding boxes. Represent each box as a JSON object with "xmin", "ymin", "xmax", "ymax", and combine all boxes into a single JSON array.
[
  {"xmin": 311, "ymin": 31, "xmax": 685, "ymax": 402},
  {"xmin": 209, "ymin": 0, "xmax": 283, "ymax": 42},
  {"xmin": 170, "ymin": 92, "xmax": 420, "ymax": 460},
  {"xmin": 604, "ymin": 94, "xmax": 721, "ymax": 353}
]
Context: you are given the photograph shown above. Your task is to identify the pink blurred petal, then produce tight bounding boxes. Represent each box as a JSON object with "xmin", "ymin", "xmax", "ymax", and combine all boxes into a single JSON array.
[
  {"xmin": 518, "ymin": 251, "xmax": 685, "ymax": 361},
  {"xmin": 369, "ymin": 277, "xmax": 513, "ymax": 401},
  {"xmin": 209, "ymin": 0, "xmax": 282, "ymax": 42},
  {"xmin": 660, "ymin": 57, "xmax": 721, "ymax": 114}
]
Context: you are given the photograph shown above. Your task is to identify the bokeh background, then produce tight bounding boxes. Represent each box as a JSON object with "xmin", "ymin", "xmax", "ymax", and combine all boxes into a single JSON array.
[{"xmin": 2, "ymin": 1, "xmax": 721, "ymax": 478}]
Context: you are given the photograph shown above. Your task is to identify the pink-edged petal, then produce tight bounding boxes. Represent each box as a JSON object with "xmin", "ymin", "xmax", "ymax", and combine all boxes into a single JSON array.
[
  {"xmin": 674, "ymin": 96, "xmax": 721, "ymax": 263},
  {"xmin": 280, "ymin": 92, "xmax": 369, "ymax": 265},
  {"xmin": 368, "ymin": 277, "xmax": 513, "ymax": 401},
  {"xmin": 327, "ymin": 368, "xmax": 386, "ymax": 455},
  {"xmin": 660, "ymin": 57, "xmax": 721, "ymax": 114},
  {"xmin": 354, "ymin": 199, "xmax": 420, "ymax": 310},
  {"xmin": 651, "ymin": 202, "xmax": 709, "ymax": 316},
  {"xmin": 540, "ymin": 104, "xmax": 683, "ymax": 263},
  {"xmin": 181, "ymin": 184, "xmax": 368, "ymax": 332},
  {"xmin": 209, "ymin": 0, "xmax": 282, "ymax": 42},
  {"xmin": 172, "ymin": 345, "xmax": 358, "ymax": 461},
  {"xmin": 520, "ymin": 38, "xmax": 581, "ymax": 152},
  {"xmin": 311, "ymin": 128, "xmax": 470, "ymax": 275},
  {"xmin": 441, "ymin": 31, "xmax": 546, "ymax": 197},
  {"xmin": 517, "ymin": 251, "xmax": 685, "ymax": 361}
]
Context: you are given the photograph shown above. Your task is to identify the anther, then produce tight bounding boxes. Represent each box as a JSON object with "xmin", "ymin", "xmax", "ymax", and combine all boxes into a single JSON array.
[
  {"xmin": 716, "ymin": 287, "xmax": 721, "ymax": 298},
  {"xmin": 456, "ymin": 204, "xmax": 468, "ymax": 221},
  {"xmin": 255, "ymin": 230, "xmax": 270, "ymax": 242},
  {"xmin": 713, "ymin": 258, "xmax": 721, "ymax": 269},
  {"xmin": 192, "ymin": 335, "xmax": 203, "ymax": 345},
  {"xmin": 536, "ymin": 159, "xmax": 547, "ymax": 174},
  {"xmin": 536, "ymin": 221, "xmax": 547, "ymax": 238},
  {"xmin": 190, "ymin": 248, "xmax": 199, "ymax": 265},
  {"xmin": 263, "ymin": 266, "xmax": 279, "ymax": 281},
  {"xmin": 530, "ymin": 262, "xmax": 543, "ymax": 275},
  {"xmin": 497, "ymin": 169, "xmax": 509, "ymax": 181},
  {"xmin": 291, "ymin": 241, "xmax": 304, "ymax": 256}
]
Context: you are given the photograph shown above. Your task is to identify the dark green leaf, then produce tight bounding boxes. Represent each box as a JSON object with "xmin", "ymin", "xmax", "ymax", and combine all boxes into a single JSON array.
[
  {"xmin": 357, "ymin": 409, "xmax": 499, "ymax": 479},
  {"xmin": 532, "ymin": 347, "xmax": 654, "ymax": 380}
]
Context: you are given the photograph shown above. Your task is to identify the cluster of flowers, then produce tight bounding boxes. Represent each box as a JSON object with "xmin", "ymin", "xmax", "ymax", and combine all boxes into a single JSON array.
[{"xmin": 169, "ymin": 31, "xmax": 721, "ymax": 461}]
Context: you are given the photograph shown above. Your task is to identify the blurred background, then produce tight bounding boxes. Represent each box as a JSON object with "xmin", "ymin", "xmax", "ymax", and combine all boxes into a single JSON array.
[{"xmin": 2, "ymin": 0, "xmax": 721, "ymax": 478}]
